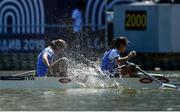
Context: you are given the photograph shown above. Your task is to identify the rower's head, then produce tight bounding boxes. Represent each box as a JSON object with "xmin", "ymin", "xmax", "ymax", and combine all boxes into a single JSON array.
[
  {"xmin": 113, "ymin": 36, "xmax": 128, "ymax": 53},
  {"xmin": 50, "ymin": 39, "xmax": 68, "ymax": 53}
]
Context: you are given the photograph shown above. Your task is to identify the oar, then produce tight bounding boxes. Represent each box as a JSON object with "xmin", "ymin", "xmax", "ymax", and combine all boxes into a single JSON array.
[
  {"xmin": 13, "ymin": 70, "xmax": 36, "ymax": 77},
  {"xmin": 127, "ymin": 62, "xmax": 178, "ymax": 89}
]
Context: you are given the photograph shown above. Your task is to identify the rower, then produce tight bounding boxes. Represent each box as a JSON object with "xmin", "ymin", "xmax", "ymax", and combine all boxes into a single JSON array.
[
  {"xmin": 36, "ymin": 39, "xmax": 68, "ymax": 77},
  {"xmin": 100, "ymin": 36, "xmax": 137, "ymax": 77}
]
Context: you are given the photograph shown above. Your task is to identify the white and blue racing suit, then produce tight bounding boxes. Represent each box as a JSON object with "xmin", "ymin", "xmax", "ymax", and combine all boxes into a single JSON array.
[
  {"xmin": 100, "ymin": 48, "xmax": 120, "ymax": 76},
  {"xmin": 36, "ymin": 47, "xmax": 54, "ymax": 77}
]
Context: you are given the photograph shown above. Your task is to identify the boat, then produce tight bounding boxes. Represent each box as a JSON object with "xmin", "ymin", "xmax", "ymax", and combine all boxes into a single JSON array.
[{"xmin": 0, "ymin": 72, "xmax": 180, "ymax": 90}]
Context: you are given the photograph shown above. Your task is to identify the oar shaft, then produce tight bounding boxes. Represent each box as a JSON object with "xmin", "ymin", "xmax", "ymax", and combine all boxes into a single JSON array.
[
  {"xmin": 136, "ymin": 67, "xmax": 163, "ymax": 85},
  {"xmin": 13, "ymin": 70, "xmax": 35, "ymax": 76},
  {"xmin": 136, "ymin": 66, "xmax": 178, "ymax": 89}
]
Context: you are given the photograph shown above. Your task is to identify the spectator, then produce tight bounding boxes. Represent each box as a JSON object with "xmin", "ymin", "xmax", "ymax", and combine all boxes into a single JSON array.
[
  {"xmin": 72, "ymin": 0, "xmax": 85, "ymax": 33},
  {"xmin": 71, "ymin": 0, "xmax": 86, "ymax": 53}
]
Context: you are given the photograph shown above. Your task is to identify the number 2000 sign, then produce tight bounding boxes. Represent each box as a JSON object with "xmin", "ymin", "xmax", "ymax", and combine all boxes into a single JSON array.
[{"xmin": 125, "ymin": 11, "xmax": 147, "ymax": 30}]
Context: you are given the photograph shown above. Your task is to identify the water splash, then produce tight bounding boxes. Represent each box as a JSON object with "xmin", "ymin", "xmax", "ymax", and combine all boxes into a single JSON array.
[{"xmin": 66, "ymin": 55, "xmax": 124, "ymax": 88}]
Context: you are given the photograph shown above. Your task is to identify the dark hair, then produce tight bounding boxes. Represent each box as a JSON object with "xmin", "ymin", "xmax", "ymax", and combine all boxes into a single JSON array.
[
  {"xmin": 50, "ymin": 40, "xmax": 56, "ymax": 49},
  {"xmin": 110, "ymin": 37, "xmax": 128, "ymax": 49},
  {"xmin": 50, "ymin": 39, "xmax": 67, "ymax": 49}
]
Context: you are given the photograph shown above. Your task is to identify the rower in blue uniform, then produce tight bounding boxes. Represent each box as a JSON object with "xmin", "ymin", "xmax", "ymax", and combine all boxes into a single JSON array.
[
  {"xmin": 101, "ymin": 36, "xmax": 136, "ymax": 77},
  {"xmin": 36, "ymin": 39, "xmax": 68, "ymax": 77}
]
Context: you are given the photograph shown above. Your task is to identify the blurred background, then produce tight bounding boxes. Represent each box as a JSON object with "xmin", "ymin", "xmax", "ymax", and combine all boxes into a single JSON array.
[{"xmin": 0, "ymin": 0, "xmax": 180, "ymax": 70}]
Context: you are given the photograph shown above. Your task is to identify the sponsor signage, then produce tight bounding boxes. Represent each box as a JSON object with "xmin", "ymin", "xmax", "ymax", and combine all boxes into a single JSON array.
[
  {"xmin": 125, "ymin": 10, "xmax": 147, "ymax": 30},
  {"xmin": 139, "ymin": 77, "xmax": 153, "ymax": 83},
  {"xmin": 59, "ymin": 78, "xmax": 71, "ymax": 83},
  {"xmin": 139, "ymin": 77, "xmax": 170, "ymax": 84},
  {"xmin": 0, "ymin": 38, "xmax": 45, "ymax": 52},
  {"xmin": 157, "ymin": 77, "xmax": 169, "ymax": 83}
]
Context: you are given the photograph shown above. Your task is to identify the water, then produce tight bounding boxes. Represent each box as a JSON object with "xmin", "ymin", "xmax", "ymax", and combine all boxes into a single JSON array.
[
  {"xmin": 0, "ymin": 88, "xmax": 180, "ymax": 111},
  {"xmin": 0, "ymin": 60, "xmax": 180, "ymax": 111}
]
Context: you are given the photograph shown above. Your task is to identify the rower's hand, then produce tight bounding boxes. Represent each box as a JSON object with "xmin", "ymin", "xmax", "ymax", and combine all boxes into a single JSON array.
[
  {"xmin": 128, "ymin": 51, "xmax": 136, "ymax": 59},
  {"xmin": 48, "ymin": 66, "xmax": 53, "ymax": 75}
]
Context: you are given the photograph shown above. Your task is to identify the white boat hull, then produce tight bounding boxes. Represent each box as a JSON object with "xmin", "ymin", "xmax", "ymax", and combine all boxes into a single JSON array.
[
  {"xmin": 0, "ymin": 74, "xmax": 180, "ymax": 89},
  {"xmin": 0, "ymin": 76, "xmax": 82, "ymax": 89},
  {"xmin": 120, "ymin": 77, "xmax": 180, "ymax": 89}
]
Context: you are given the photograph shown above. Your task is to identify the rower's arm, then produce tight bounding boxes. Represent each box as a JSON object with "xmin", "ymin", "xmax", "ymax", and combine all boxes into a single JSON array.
[
  {"xmin": 117, "ymin": 51, "xmax": 136, "ymax": 65},
  {"xmin": 42, "ymin": 52, "xmax": 51, "ymax": 69},
  {"xmin": 117, "ymin": 56, "xmax": 129, "ymax": 65}
]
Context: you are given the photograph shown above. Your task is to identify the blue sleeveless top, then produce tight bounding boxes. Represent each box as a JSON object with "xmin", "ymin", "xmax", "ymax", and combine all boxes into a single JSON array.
[
  {"xmin": 36, "ymin": 47, "xmax": 54, "ymax": 77},
  {"xmin": 100, "ymin": 48, "xmax": 120, "ymax": 73}
]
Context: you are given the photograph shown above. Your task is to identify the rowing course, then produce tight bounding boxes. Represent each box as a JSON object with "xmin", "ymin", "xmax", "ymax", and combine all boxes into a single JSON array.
[
  {"xmin": 0, "ymin": 71, "xmax": 180, "ymax": 111},
  {"xmin": 0, "ymin": 88, "xmax": 180, "ymax": 111}
]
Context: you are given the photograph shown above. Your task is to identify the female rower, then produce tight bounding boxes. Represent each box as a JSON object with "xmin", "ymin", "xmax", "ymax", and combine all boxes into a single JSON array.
[
  {"xmin": 36, "ymin": 39, "xmax": 68, "ymax": 77},
  {"xmin": 100, "ymin": 36, "xmax": 136, "ymax": 77}
]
